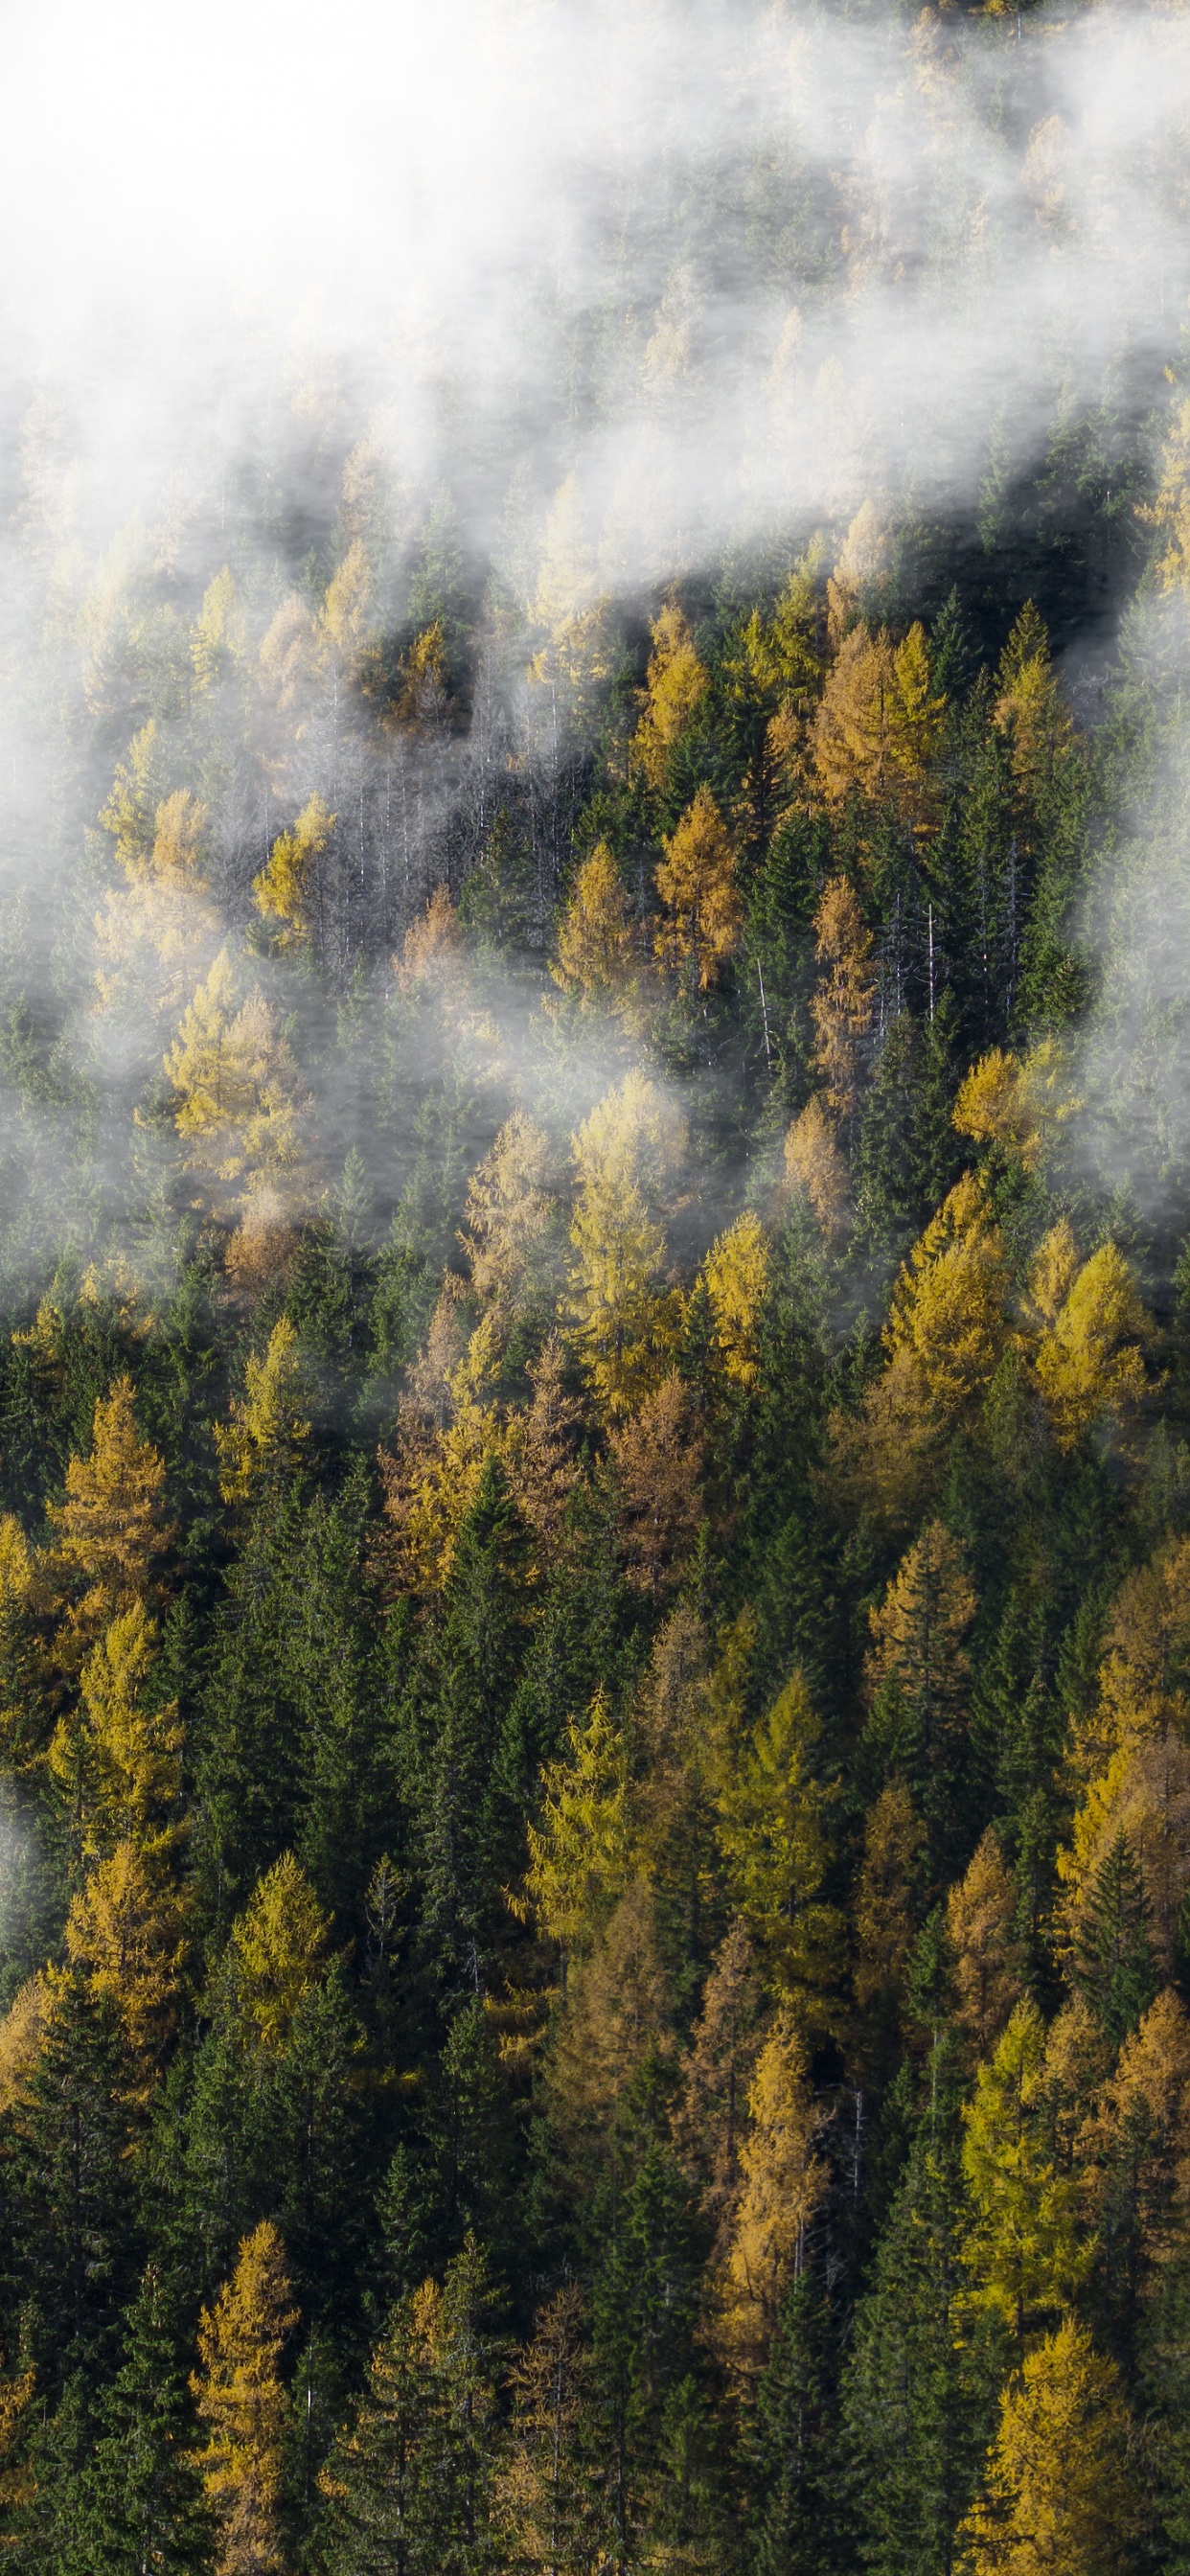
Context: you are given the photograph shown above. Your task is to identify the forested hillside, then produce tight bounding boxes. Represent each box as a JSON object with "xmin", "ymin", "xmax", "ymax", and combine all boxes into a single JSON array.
[{"xmin": 6, "ymin": 3, "xmax": 1190, "ymax": 2568}]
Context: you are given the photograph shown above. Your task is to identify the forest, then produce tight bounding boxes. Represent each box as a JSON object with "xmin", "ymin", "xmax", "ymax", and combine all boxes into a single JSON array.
[{"xmin": 5, "ymin": 1, "xmax": 1190, "ymax": 2568}]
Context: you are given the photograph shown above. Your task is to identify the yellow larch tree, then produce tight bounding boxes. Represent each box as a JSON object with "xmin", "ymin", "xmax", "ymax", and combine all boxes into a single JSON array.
[
  {"xmin": 1027, "ymin": 1226, "xmax": 1148, "ymax": 1453},
  {"xmin": 192, "ymin": 2220, "xmax": 299, "ymax": 2576},
  {"xmin": 252, "ymin": 792, "xmax": 335, "ymax": 951},
  {"xmin": 394, "ymin": 619, "xmax": 453, "ymax": 735},
  {"xmin": 221, "ymin": 1852, "xmax": 330, "ymax": 2060},
  {"xmin": 49, "ymin": 1597, "xmax": 182, "ymax": 1859},
  {"xmin": 812, "ymin": 620, "xmax": 943, "ymax": 826},
  {"xmin": 719, "ymin": 2012, "xmax": 828, "ymax": 2384},
  {"xmin": 494, "ymin": 2281, "xmax": 606, "ymax": 2576},
  {"xmin": 953, "ymin": 1040, "xmax": 1081, "ymax": 1175},
  {"xmin": 630, "ymin": 600, "xmax": 709, "ymax": 793},
  {"xmin": 783, "ymin": 1095, "xmax": 850, "ymax": 1243},
  {"xmin": 994, "ymin": 602, "xmax": 1074, "ymax": 803},
  {"xmin": 396, "ymin": 884, "xmax": 465, "ymax": 996},
  {"xmin": 698, "ymin": 1209, "xmax": 769, "ymax": 1388},
  {"xmin": 947, "ymin": 1828, "xmax": 1026, "ymax": 2063},
  {"xmin": 47, "ymin": 1377, "xmax": 173, "ymax": 1648},
  {"xmin": 95, "ymin": 783, "xmax": 222, "ymax": 1023},
  {"xmin": 164, "ymin": 950, "xmax": 311, "ymax": 1230},
  {"xmin": 564, "ymin": 1070, "xmax": 684, "ymax": 1417},
  {"xmin": 1141, "ymin": 374, "xmax": 1190, "ymax": 593},
  {"xmin": 191, "ymin": 565, "xmax": 248, "ymax": 694},
  {"xmin": 508, "ymin": 1333, "xmax": 584, "ymax": 1566},
  {"xmin": 607, "ymin": 1371, "xmax": 703, "ymax": 1601},
  {"xmin": 550, "ymin": 841, "xmax": 640, "ymax": 1015},
  {"xmin": 0, "ymin": 1973, "xmax": 50, "ymax": 2116},
  {"xmin": 214, "ymin": 1319, "xmax": 310, "ymax": 1511},
  {"xmin": 1079, "ymin": 1986, "xmax": 1190, "ymax": 2275},
  {"xmin": 521, "ymin": 1687, "xmax": 629, "ymax": 1958},
  {"xmin": 653, "ymin": 784, "xmax": 742, "ymax": 994},
  {"xmin": 1058, "ymin": 1727, "xmax": 1190, "ymax": 1982},
  {"xmin": 1094, "ymin": 1537, "xmax": 1190, "ymax": 1763},
  {"xmin": 957, "ymin": 2314, "xmax": 1137, "ymax": 2576},
  {"xmin": 322, "ymin": 538, "xmax": 376, "ymax": 678},
  {"xmin": 65, "ymin": 1839, "xmax": 185, "ymax": 2098},
  {"xmin": 808, "ymin": 876, "xmax": 875, "ymax": 1126},
  {"xmin": 853, "ymin": 1780, "xmax": 922, "ymax": 2013},
  {"xmin": 674, "ymin": 1916, "xmax": 764, "ymax": 2252},
  {"xmin": 883, "ymin": 1172, "xmax": 1013, "ymax": 1428},
  {"xmin": 549, "ymin": 1878, "xmax": 674, "ymax": 2141},
  {"xmin": 865, "ymin": 1521, "xmax": 976, "ymax": 1750},
  {"xmin": 99, "ymin": 719, "xmax": 169, "ymax": 875},
  {"xmin": 459, "ymin": 1112, "xmax": 554, "ymax": 1314},
  {"xmin": 961, "ymin": 1998, "xmax": 1091, "ymax": 2346}
]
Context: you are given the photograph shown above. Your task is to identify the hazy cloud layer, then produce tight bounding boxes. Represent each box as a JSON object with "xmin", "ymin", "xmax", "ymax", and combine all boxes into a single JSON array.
[{"xmin": 7, "ymin": 1, "xmax": 1190, "ymax": 574}]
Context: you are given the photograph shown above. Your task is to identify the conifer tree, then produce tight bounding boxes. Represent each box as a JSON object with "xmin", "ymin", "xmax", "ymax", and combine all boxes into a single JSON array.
[
  {"xmin": 191, "ymin": 2220, "xmax": 298, "ymax": 2576},
  {"xmin": 843, "ymin": 2126, "xmax": 997, "ymax": 2576},
  {"xmin": 958, "ymin": 2315, "xmax": 1137, "ymax": 2576},
  {"xmin": 960, "ymin": 2000, "xmax": 1090, "ymax": 2346},
  {"xmin": 71, "ymin": 2264, "xmax": 211, "ymax": 2574}
]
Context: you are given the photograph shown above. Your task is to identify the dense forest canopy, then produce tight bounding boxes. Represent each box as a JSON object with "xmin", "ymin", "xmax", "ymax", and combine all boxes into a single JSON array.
[{"xmin": 8, "ymin": 0, "xmax": 1190, "ymax": 2566}]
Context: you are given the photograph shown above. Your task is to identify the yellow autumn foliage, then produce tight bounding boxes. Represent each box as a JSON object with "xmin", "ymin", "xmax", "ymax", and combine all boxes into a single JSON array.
[
  {"xmin": 699, "ymin": 1210, "xmax": 768, "ymax": 1387},
  {"xmin": 215, "ymin": 1318, "xmax": 310, "ymax": 1508}
]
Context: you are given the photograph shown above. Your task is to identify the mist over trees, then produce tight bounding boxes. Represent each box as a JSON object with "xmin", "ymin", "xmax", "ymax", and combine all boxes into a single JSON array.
[{"xmin": 4, "ymin": 0, "xmax": 1190, "ymax": 2567}]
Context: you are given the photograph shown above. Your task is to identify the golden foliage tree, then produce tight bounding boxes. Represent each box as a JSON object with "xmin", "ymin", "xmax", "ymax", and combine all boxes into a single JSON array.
[
  {"xmin": 164, "ymin": 951, "xmax": 310, "ymax": 1227},
  {"xmin": 0, "ymin": 1974, "xmax": 49, "ymax": 2117},
  {"xmin": 809, "ymin": 876, "xmax": 875, "ymax": 1126},
  {"xmin": 1082, "ymin": 1986, "xmax": 1190, "ymax": 2278},
  {"xmin": 222, "ymin": 1852, "xmax": 330, "ymax": 2059},
  {"xmin": 653, "ymin": 784, "xmax": 742, "ymax": 994},
  {"xmin": 48, "ymin": 1377, "xmax": 172, "ymax": 1643},
  {"xmin": 99, "ymin": 719, "xmax": 169, "ymax": 875},
  {"xmin": 719, "ymin": 2012, "xmax": 827, "ymax": 2382},
  {"xmin": 460, "ymin": 1113, "xmax": 554, "ymax": 1314},
  {"xmin": 550, "ymin": 842, "xmax": 640, "ymax": 1015},
  {"xmin": 1029, "ymin": 1230, "xmax": 1148, "ymax": 1454},
  {"xmin": 1091, "ymin": 1537, "xmax": 1190, "ymax": 1769},
  {"xmin": 1059, "ymin": 1727, "xmax": 1190, "ymax": 1980},
  {"xmin": 394, "ymin": 620, "xmax": 453, "ymax": 734},
  {"xmin": 993, "ymin": 603, "xmax": 1074, "ymax": 802},
  {"xmin": 95, "ymin": 784, "xmax": 221, "ymax": 1022},
  {"xmin": 783, "ymin": 1096, "xmax": 849, "ymax": 1244},
  {"xmin": 698, "ymin": 1210, "xmax": 769, "ymax": 1388},
  {"xmin": 884, "ymin": 1173, "xmax": 1012, "ymax": 1427},
  {"xmin": 549, "ymin": 1879, "xmax": 673, "ymax": 2140},
  {"xmin": 947, "ymin": 1828, "xmax": 1026, "ymax": 2062},
  {"xmin": 214, "ymin": 1319, "xmax": 310, "ymax": 1509},
  {"xmin": 508, "ymin": 1334, "xmax": 583, "ymax": 1566},
  {"xmin": 853, "ymin": 1780, "xmax": 922, "ymax": 2013},
  {"xmin": 957, "ymin": 2315, "xmax": 1137, "ymax": 2576},
  {"xmin": 673, "ymin": 1917, "xmax": 764, "ymax": 2250},
  {"xmin": 522, "ymin": 1689, "xmax": 629, "ymax": 1957},
  {"xmin": 494, "ymin": 2283, "xmax": 606, "ymax": 2575},
  {"xmin": 630, "ymin": 601, "xmax": 709, "ymax": 792},
  {"xmin": 192, "ymin": 2220, "xmax": 299, "ymax": 2576},
  {"xmin": 565, "ymin": 1070, "xmax": 684, "ymax": 1416},
  {"xmin": 251, "ymin": 792, "xmax": 335, "ymax": 950},
  {"xmin": 191, "ymin": 565, "xmax": 247, "ymax": 693},
  {"xmin": 50, "ymin": 1598, "xmax": 183, "ymax": 1857},
  {"xmin": 65, "ymin": 1839, "xmax": 185, "ymax": 2095},
  {"xmin": 608, "ymin": 1371, "xmax": 703, "ymax": 1601},
  {"xmin": 396, "ymin": 883, "xmax": 466, "ymax": 999},
  {"xmin": 961, "ymin": 1999, "xmax": 1091, "ymax": 2344},
  {"xmin": 952, "ymin": 1040, "xmax": 1081, "ymax": 1175},
  {"xmin": 812, "ymin": 620, "xmax": 943, "ymax": 825}
]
